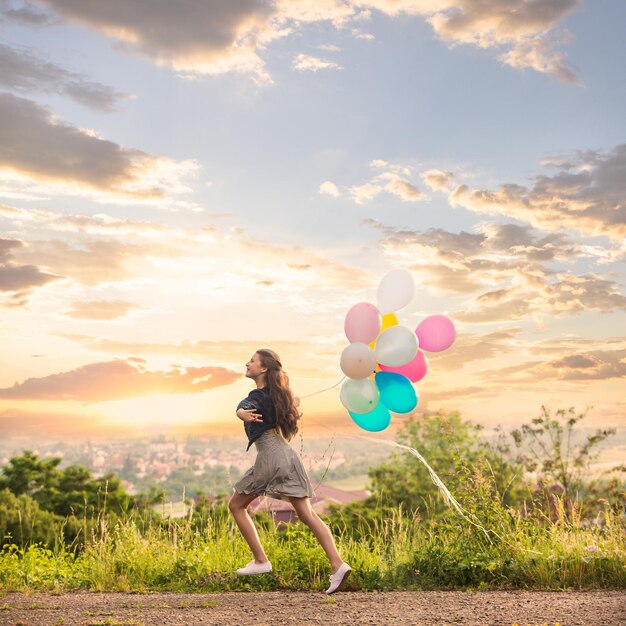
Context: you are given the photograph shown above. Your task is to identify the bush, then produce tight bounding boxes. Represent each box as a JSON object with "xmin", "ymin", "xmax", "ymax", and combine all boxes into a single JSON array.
[{"xmin": 0, "ymin": 489, "xmax": 61, "ymax": 548}]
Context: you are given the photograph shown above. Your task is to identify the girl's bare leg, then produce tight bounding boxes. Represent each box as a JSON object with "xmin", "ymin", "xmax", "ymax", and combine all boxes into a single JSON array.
[
  {"xmin": 228, "ymin": 491, "xmax": 268, "ymax": 563},
  {"xmin": 288, "ymin": 496, "xmax": 343, "ymax": 572}
]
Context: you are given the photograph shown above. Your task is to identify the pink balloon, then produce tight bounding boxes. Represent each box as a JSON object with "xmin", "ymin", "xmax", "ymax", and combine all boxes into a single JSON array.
[
  {"xmin": 344, "ymin": 302, "xmax": 381, "ymax": 344},
  {"xmin": 416, "ymin": 315, "xmax": 456, "ymax": 352},
  {"xmin": 379, "ymin": 350, "xmax": 429, "ymax": 382}
]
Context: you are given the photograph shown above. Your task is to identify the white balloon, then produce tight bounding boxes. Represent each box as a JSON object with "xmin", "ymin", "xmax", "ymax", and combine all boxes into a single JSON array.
[
  {"xmin": 340, "ymin": 378, "xmax": 380, "ymax": 413},
  {"xmin": 377, "ymin": 269, "xmax": 415, "ymax": 314},
  {"xmin": 340, "ymin": 343, "xmax": 377, "ymax": 379},
  {"xmin": 374, "ymin": 325, "xmax": 419, "ymax": 367}
]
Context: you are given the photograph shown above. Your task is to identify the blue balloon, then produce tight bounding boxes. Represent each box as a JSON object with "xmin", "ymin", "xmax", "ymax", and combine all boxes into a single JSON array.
[
  {"xmin": 349, "ymin": 401, "xmax": 391, "ymax": 432},
  {"xmin": 375, "ymin": 371, "xmax": 417, "ymax": 413}
]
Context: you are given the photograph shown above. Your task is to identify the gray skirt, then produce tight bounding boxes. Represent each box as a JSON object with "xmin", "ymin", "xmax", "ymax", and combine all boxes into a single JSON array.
[{"xmin": 234, "ymin": 429, "xmax": 314, "ymax": 500}]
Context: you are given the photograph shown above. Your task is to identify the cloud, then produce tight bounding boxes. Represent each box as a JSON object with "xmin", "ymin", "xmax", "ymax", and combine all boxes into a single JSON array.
[
  {"xmin": 0, "ymin": 203, "xmax": 180, "ymax": 236},
  {"xmin": 5, "ymin": 1, "xmax": 578, "ymax": 82},
  {"xmin": 546, "ymin": 352, "xmax": 618, "ymax": 375},
  {"xmin": 428, "ymin": 339, "xmax": 626, "ymax": 403},
  {"xmin": 58, "ymin": 334, "xmax": 315, "ymax": 359},
  {"xmin": 382, "ymin": 175, "xmax": 423, "ymax": 201},
  {"xmin": 0, "ymin": 237, "xmax": 63, "ymax": 306},
  {"xmin": 0, "ymin": 93, "xmax": 198, "ymax": 200},
  {"xmin": 369, "ymin": 158, "xmax": 411, "ymax": 176},
  {"xmin": 478, "ymin": 345, "xmax": 626, "ymax": 384},
  {"xmin": 319, "ymin": 180, "xmax": 340, "ymax": 197},
  {"xmin": 372, "ymin": 221, "xmax": 585, "ymax": 294},
  {"xmin": 66, "ymin": 299, "xmax": 136, "ymax": 320},
  {"xmin": 287, "ymin": 263, "xmax": 312, "ymax": 270},
  {"xmin": 497, "ymin": 31, "xmax": 577, "ymax": 83},
  {"xmin": 533, "ymin": 346, "xmax": 626, "ymax": 381},
  {"xmin": 356, "ymin": 0, "xmax": 579, "ymax": 82},
  {"xmin": 422, "ymin": 168, "xmax": 454, "ymax": 191},
  {"xmin": 0, "ymin": 0, "xmax": 56, "ymax": 25},
  {"xmin": 351, "ymin": 28, "xmax": 375, "ymax": 40},
  {"xmin": 349, "ymin": 181, "xmax": 383, "ymax": 204},
  {"xmin": 0, "ymin": 359, "xmax": 241, "ymax": 401},
  {"xmin": 0, "ymin": 203, "xmax": 367, "ymax": 294},
  {"xmin": 431, "ymin": 328, "xmax": 522, "ymax": 371},
  {"xmin": 429, "ymin": 0, "xmax": 579, "ymax": 83},
  {"xmin": 449, "ymin": 144, "xmax": 626, "ymax": 241},
  {"xmin": 527, "ymin": 335, "xmax": 626, "ymax": 358},
  {"xmin": 318, "ymin": 43, "xmax": 341, "ymax": 52},
  {"xmin": 55, "ymin": 334, "xmax": 345, "ymax": 382},
  {"xmin": 293, "ymin": 53, "xmax": 342, "ymax": 71},
  {"xmin": 370, "ymin": 221, "xmax": 626, "ymax": 323},
  {"xmin": 236, "ymin": 237, "xmax": 369, "ymax": 291},
  {"xmin": 424, "ymin": 384, "xmax": 497, "ymax": 401},
  {"xmin": 348, "ymin": 160, "xmax": 423, "ymax": 204},
  {"xmin": 455, "ymin": 272, "xmax": 626, "ymax": 324},
  {"xmin": 276, "ymin": 0, "xmax": 358, "ymax": 26},
  {"xmin": 23, "ymin": 0, "xmax": 281, "ymax": 82},
  {"xmin": 13, "ymin": 238, "xmax": 152, "ymax": 286},
  {"xmin": 456, "ymin": 271, "xmax": 626, "ymax": 323},
  {"xmin": 0, "ymin": 43, "xmax": 131, "ymax": 111}
]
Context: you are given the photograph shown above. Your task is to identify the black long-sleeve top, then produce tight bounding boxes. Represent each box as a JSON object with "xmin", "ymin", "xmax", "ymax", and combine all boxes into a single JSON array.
[{"xmin": 237, "ymin": 387, "xmax": 277, "ymax": 451}]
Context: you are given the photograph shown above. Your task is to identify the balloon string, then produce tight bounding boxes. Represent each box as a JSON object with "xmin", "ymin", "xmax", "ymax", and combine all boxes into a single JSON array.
[
  {"xmin": 357, "ymin": 435, "xmax": 542, "ymax": 552},
  {"xmin": 354, "ymin": 435, "xmax": 493, "ymax": 543},
  {"xmin": 299, "ymin": 376, "xmax": 346, "ymax": 399},
  {"xmin": 298, "ymin": 381, "xmax": 541, "ymax": 553},
  {"xmin": 298, "ymin": 378, "xmax": 469, "ymax": 519}
]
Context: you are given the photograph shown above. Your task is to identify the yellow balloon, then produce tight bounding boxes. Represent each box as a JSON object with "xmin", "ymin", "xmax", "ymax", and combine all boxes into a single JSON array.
[{"xmin": 369, "ymin": 312, "xmax": 399, "ymax": 349}]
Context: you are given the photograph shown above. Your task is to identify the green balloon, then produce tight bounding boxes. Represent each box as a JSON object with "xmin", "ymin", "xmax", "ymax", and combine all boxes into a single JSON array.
[{"xmin": 340, "ymin": 378, "xmax": 380, "ymax": 413}]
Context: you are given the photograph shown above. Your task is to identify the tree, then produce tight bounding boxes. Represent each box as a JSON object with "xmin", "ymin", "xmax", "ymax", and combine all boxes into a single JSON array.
[
  {"xmin": 508, "ymin": 405, "xmax": 618, "ymax": 504},
  {"xmin": 0, "ymin": 451, "xmax": 132, "ymax": 518},
  {"xmin": 54, "ymin": 465, "xmax": 92, "ymax": 516},
  {"xmin": 0, "ymin": 489, "xmax": 60, "ymax": 547},
  {"xmin": 0, "ymin": 450, "xmax": 61, "ymax": 510},
  {"xmin": 367, "ymin": 411, "xmax": 522, "ymax": 515}
]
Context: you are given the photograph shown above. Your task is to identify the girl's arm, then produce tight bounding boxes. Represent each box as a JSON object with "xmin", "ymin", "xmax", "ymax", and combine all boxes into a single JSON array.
[{"xmin": 237, "ymin": 407, "xmax": 263, "ymax": 422}]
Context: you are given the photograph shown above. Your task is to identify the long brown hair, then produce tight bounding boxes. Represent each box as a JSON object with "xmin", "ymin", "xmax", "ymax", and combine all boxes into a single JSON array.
[{"xmin": 256, "ymin": 349, "xmax": 300, "ymax": 441}]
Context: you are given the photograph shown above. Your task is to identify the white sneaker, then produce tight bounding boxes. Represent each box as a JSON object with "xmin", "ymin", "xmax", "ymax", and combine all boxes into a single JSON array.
[
  {"xmin": 236, "ymin": 560, "xmax": 273, "ymax": 576},
  {"xmin": 325, "ymin": 562, "xmax": 352, "ymax": 594}
]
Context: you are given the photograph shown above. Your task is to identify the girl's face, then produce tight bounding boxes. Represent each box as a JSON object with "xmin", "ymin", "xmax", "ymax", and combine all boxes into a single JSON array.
[{"xmin": 245, "ymin": 353, "xmax": 267, "ymax": 379}]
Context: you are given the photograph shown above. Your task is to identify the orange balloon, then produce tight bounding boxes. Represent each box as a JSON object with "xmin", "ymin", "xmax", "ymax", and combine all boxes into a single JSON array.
[{"xmin": 368, "ymin": 364, "xmax": 381, "ymax": 381}]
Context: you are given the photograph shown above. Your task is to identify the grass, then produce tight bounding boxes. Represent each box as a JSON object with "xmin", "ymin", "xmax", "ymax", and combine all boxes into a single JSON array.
[{"xmin": 0, "ymin": 498, "xmax": 624, "ymax": 593}]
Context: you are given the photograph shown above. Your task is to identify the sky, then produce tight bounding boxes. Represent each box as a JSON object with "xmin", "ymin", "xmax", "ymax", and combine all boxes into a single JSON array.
[{"xmin": 0, "ymin": 0, "xmax": 625, "ymax": 444}]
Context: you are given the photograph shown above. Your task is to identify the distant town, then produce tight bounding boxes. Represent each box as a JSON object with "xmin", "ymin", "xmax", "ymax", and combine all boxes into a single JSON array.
[
  {"xmin": 2, "ymin": 423, "xmax": 622, "ymax": 508},
  {"xmin": 0, "ymin": 434, "xmax": 392, "ymax": 500}
]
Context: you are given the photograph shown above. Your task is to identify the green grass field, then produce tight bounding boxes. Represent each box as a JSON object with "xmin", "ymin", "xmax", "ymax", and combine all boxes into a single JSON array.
[{"xmin": 1, "ymin": 500, "xmax": 624, "ymax": 593}]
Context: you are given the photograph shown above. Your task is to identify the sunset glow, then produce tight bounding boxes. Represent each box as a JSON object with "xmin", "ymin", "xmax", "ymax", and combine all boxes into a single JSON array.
[{"xmin": 1, "ymin": 1, "xmax": 624, "ymax": 446}]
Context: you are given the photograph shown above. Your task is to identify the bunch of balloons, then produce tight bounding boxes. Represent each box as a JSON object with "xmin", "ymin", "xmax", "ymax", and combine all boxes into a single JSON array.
[{"xmin": 339, "ymin": 269, "xmax": 456, "ymax": 432}]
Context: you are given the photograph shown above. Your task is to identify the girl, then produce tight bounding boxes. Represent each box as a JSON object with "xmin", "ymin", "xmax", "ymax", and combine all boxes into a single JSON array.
[{"xmin": 228, "ymin": 349, "xmax": 352, "ymax": 594}]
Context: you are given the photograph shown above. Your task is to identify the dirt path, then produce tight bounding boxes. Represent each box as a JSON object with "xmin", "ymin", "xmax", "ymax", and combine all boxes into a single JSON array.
[{"xmin": 0, "ymin": 591, "xmax": 624, "ymax": 626}]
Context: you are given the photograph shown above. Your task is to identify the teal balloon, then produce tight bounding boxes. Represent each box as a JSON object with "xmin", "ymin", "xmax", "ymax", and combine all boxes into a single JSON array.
[
  {"xmin": 348, "ymin": 402, "xmax": 391, "ymax": 432},
  {"xmin": 375, "ymin": 371, "xmax": 417, "ymax": 413}
]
